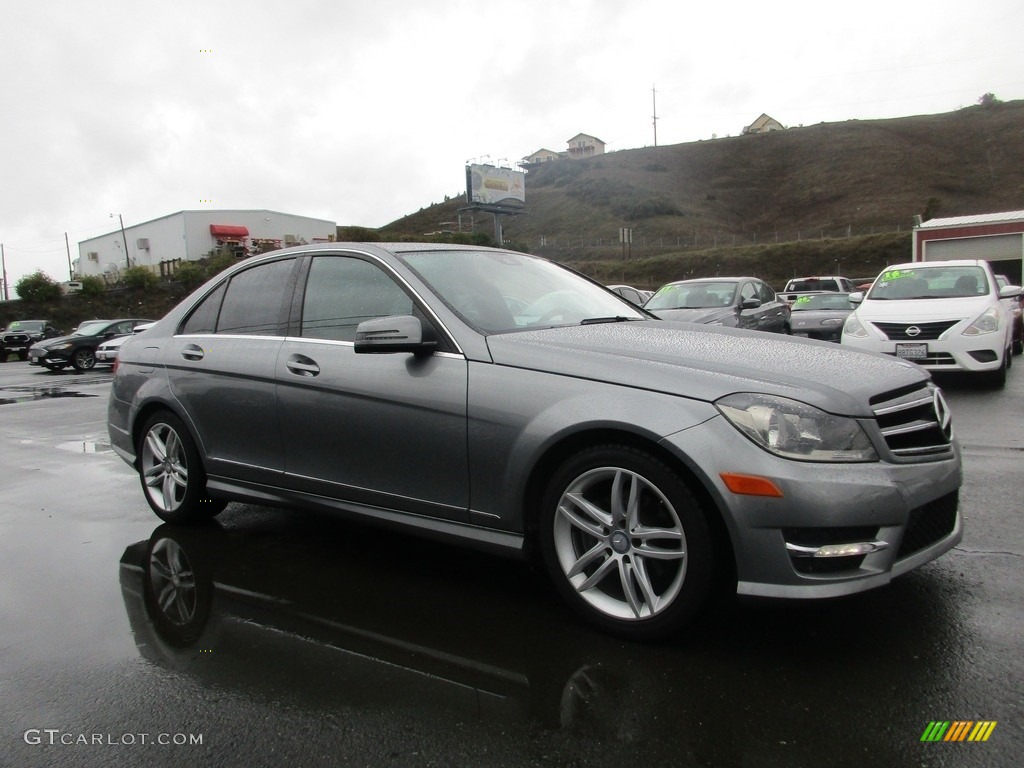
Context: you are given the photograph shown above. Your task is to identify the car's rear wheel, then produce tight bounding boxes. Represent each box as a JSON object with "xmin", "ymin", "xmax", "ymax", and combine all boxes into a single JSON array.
[
  {"xmin": 539, "ymin": 445, "xmax": 715, "ymax": 640},
  {"xmin": 138, "ymin": 412, "xmax": 227, "ymax": 523},
  {"xmin": 71, "ymin": 347, "xmax": 96, "ymax": 371}
]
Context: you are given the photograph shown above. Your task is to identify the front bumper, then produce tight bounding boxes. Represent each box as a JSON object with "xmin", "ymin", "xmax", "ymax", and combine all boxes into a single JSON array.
[
  {"xmin": 660, "ymin": 415, "xmax": 962, "ymax": 598},
  {"xmin": 842, "ymin": 328, "xmax": 1007, "ymax": 373}
]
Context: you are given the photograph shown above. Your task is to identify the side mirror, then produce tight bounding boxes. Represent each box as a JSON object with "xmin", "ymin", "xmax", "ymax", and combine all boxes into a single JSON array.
[
  {"xmin": 740, "ymin": 298, "xmax": 761, "ymax": 310},
  {"xmin": 849, "ymin": 291, "xmax": 865, "ymax": 304},
  {"xmin": 998, "ymin": 284, "xmax": 1022, "ymax": 299},
  {"xmin": 354, "ymin": 315, "xmax": 436, "ymax": 355}
]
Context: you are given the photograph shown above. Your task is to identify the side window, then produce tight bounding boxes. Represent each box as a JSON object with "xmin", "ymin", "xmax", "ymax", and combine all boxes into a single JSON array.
[
  {"xmin": 301, "ymin": 256, "xmax": 414, "ymax": 342},
  {"xmin": 181, "ymin": 283, "xmax": 227, "ymax": 335},
  {"xmin": 216, "ymin": 260, "xmax": 295, "ymax": 335},
  {"xmin": 756, "ymin": 281, "xmax": 775, "ymax": 303},
  {"xmin": 112, "ymin": 321, "xmax": 134, "ymax": 335}
]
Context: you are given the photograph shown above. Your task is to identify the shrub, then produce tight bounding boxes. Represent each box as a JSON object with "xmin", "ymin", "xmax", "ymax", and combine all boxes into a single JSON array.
[
  {"xmin": 122, "ymin": 266, "xmax": 159, "ymax": 290},
  {"xmin": 174, "ymin": 261, "xmax": 206, "ymax": 289},
  {"xmin": 15, "ymin": 271, "xmax": 62, "ymax": 302},
  {"xmin": 79, "ymin": 276, "xmax": 106, "ymax": 297}
]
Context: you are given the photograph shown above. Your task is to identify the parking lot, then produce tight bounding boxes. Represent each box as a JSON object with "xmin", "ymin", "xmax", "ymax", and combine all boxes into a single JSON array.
[{"xmin": 0, "ymin": 359, "xmax": 1021, "ymax": 767}]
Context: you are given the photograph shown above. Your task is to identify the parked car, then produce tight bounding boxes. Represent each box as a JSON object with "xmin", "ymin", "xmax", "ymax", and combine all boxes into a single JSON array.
[
  {"xmin": 778, "ymin": 275, "xmax": 856, "ymax": 303},
  {"xmin": 606, "ymin": 284, "xmax": 652, "ymax": 306},
  {"xmin": 842, "ymin": 260, "xmax": 1015, "ymax": 386},
  {"xmin": 643, "ymin": 277, "xmax": 791, "ymax": 333},
  {"xmin": 788, "ymin": 293, "xmax": 857, "ymax": 342},
  {"xmin": 109, "ymin": 243, "xmax": 961, "ymax": 640},
  {"xmin": 29, "ymin": 318, "xmax": 153, "ymax": 371},
  {"xmin": 0, "ymin": 319, "xmax": 62, "ymax": 361},
  {"xmin": 994, "ymin": 274, "xmax": 1023, "ymax": 355},
  {"xmin": 95, "ymin": 322, "xmax": 155, "ymax": 365}
]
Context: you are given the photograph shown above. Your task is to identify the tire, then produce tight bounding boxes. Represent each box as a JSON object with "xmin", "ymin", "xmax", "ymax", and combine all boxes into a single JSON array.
[
  {"xmin": 138, "ymin": 411, "xmax": 227, "ymax": 523},
  {"xmin": 71, "ymin": 347, "xmax": 96, "ymax": 371},
  {"xmin": 538, "ymin": 444, "xmax": 715, "ymax": 641},
  {"xmin": 1013, "ymin": 333, "xmax": 1023, "ymax": 356},
  {"xmin": 986, "ymin": 349, "xmax": 1009, "ymax": 388},
  {"xmin": 18, "ymin": 351, "xmax": 28, "ymax": 361}
]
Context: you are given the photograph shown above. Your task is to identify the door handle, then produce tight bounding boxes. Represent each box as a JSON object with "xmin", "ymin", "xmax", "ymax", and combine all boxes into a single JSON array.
[
  {"xmin": 286, "ymin": 355, "xmax": 320, "ymax": 377},
  {"xmin": 181, "ymin": 344, "xmax": 205, "ymax": 361}
]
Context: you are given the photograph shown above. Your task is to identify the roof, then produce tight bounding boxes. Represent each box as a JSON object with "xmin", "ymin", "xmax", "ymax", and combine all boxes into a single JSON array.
[
  {"xmin": 566, "ymin": 133, "xmax": 605, "ymax": 144},
  {"xmin": 917, "ymin": 210, "xmax": 1024, "ymax": 229}
]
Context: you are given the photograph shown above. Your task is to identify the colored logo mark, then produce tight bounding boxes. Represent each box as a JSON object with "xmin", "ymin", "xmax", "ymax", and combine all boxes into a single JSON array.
[{"xmin": 920, "ymin": 721, "xmax": 997, "ymax": 742}]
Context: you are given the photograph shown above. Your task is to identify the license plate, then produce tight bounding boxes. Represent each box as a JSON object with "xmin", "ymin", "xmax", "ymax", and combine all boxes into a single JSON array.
[{"xmin": 896, "ymin": 343, "xmax": 928, "ymax": 360}]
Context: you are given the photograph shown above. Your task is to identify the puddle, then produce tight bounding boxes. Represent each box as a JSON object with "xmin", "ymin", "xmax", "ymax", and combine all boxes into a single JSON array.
[
  {"xmin": 0, "ymin": 390, "xmax": 99, "ymax": 405},
  {"xmin": 56, "ymin": 440, "xmax": 114, "ymax": 454}
]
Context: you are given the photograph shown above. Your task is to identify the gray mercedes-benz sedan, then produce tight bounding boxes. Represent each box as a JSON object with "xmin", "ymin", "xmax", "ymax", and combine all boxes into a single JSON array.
[{"xmin": 108, "ymin": 243, "xmax": 962, "ymax": 640}]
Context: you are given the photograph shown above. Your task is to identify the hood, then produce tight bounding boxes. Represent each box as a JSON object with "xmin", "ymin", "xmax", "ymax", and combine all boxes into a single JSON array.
[
  {"xmin": 34, "ymin": 332, "xmax": 81, "ymax": 348},
  {"xmin": 484, "ymin": 320, "xmax": 927, "ymax": 417},
  {"xmin": 649, "ymin": 307, "xmax": 735, "ymax": 325},
  {"xmin": 855, "ymin": 296, "xmax": 993, "ymax": 322}
]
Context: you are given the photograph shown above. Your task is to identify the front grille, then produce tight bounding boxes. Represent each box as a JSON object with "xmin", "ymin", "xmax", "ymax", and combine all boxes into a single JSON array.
[
  {"xmin": 897, "ymin": 491, "xmax": 959, "ymax": 558},
  {"xmin": 3, "ymin": 334, "xmax": 30, "ymax": 343},
  {"xmin": 872, "ymin": 320, "xmax": 960, "ymax": 341},
  {"xmin": 883, "ymin": 351, "xmax": 957, "ymax": 365},
  {"xmin": 870, "ymin": 383, "xmax": 954, "ymax": 460}
]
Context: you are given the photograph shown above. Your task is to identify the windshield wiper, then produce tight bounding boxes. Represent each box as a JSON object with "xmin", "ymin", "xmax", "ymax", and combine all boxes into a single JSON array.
[{"xmin": 579, "ymin": 316, "xmax": 641, "ymax": 325}]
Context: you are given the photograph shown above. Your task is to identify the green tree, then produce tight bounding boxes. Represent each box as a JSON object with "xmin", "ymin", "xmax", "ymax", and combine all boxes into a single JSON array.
[
  {"xmin": 15, "ymin": 271, "xmax": 62, "ymax": 302},
  {"xmin": 123, "ymin": 266, "xmax": 159, "ymax": 290},
  {"xmin": 78, "ymin": 275, "xmax": 106, "ymax": 297},
  {"xmin": 977, "ymin": 92, "xmax": 1000, "ymax": 107}
]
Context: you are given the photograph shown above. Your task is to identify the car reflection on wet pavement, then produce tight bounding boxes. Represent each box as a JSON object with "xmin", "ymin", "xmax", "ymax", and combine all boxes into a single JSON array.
[{"xmin": 1, "ymin": 363, "xmax": 1021, "ymax": 767}]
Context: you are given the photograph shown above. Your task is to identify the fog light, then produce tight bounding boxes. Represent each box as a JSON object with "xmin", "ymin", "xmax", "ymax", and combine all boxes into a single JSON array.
[{"xmin": 786, "ymin": 541, "xmax": 889, "ymax": 558}]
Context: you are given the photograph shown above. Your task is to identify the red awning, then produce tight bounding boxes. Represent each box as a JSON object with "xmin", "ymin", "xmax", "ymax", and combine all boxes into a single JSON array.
[{"xmin": 210, "ymin": 224, "xmax": 250, "ymax": 238}]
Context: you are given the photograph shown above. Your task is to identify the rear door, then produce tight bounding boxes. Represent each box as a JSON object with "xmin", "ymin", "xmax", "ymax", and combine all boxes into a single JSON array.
[{"xmin": 167, "ymin": 256, "xmax": 298, "ymax": 485}]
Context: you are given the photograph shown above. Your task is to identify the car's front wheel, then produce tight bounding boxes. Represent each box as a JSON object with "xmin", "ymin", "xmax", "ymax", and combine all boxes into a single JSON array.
[
  {"xmin": 539, "ymin": 445, "xmax": 715, "ymax": 640},
  {"xmin": 138, "ymin": 412, "xmax": 227, "ymax": 523},
  {"xmin": 71, "ymin": 347, "xmax": 96, "ymax": 371}
]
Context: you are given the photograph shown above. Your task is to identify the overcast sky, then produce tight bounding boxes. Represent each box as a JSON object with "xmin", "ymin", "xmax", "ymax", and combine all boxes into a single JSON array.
[{"xmin": 2, "ymin": 0, "xmax": 1022, "ymax": 290}]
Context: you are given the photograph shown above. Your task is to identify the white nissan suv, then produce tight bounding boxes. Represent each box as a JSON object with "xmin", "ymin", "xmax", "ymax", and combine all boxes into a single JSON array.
[{"xmin": 842, "ymin": 259, "xmax": 1018, "ymax": 387}]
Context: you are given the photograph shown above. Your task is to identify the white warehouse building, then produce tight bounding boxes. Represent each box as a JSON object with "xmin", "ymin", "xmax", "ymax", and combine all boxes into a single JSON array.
[{"xmin": 75, "ymin": 209, "xmax": 337, "ymax": 280}]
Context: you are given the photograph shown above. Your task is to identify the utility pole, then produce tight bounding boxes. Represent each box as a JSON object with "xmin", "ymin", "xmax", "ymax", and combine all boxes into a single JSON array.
[
  {"xmin": 1, "ymin": 243, "xmax": 7, "ymax": 301},
  {"xmin": 652, "ymin": 84, "xmax": 659, "ymax": 147},
  {"xmin": 111, "ymin": 213, "xmax": 131, "ymax": 270},
  {"xmin": 65, "ymin": 232, "xmax": 74, "ymax": 281}
]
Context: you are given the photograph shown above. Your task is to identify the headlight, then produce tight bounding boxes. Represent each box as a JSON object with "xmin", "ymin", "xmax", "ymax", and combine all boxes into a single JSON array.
[
  {"xmin": 716, "ymin": 393, "xmax": 878, "ymax": 462},
  {"xmin": 821, "ymin": 318, "xmax": 844, "ymax": 327},
  {"xmin": 962, "ymin": 307, "xmax": 999, "ymax": 336},
  {"xmin": 49, "ymin": 342, "xmax": 74, "ymax": 351},
  {"xmin": 842, "ymin": 315, "xmax": 868, "ymax": 338}
]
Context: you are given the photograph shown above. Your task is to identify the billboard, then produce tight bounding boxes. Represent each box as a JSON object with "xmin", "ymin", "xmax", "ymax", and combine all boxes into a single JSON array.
[{"xmin": 465, "ymin": 164, "xmax": 526, "ymax": 207}]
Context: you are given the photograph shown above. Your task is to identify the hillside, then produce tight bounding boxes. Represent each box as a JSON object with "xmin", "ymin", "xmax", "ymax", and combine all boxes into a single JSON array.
[{"xmin": 380, "ymin": 100, "xmax": 1024, "ymax": 289}]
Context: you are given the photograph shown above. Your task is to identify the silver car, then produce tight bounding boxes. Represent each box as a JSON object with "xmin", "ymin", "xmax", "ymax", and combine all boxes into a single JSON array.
[{"xmin": 108, "ymin": 243, "xmax": 962, "ymax": 640}]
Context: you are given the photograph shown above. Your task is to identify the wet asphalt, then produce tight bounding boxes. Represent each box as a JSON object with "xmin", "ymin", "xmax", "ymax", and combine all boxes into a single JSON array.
[{"xmin": 0, "ymin": 359, "xmax": 1020, "ymax": 768}]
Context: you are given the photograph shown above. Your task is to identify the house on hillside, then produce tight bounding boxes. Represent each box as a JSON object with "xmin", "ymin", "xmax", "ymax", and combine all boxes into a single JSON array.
[
  {"xmin": 566, "ymin": 133, "xmax": 606, "ymax": 159},
  {"xmin": 522, "ymin": 147, "xmax": 564, "ymax": 165},
  {"xmin": 742, "ymin": 114, "xmax": 784, "ymax": 135}
]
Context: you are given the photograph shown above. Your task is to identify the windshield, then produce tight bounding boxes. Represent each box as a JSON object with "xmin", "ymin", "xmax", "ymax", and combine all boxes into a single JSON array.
[
  {"xmin": 645, "ymin": 281, "xmax": 737, "ymax": 310},
  {"xmin": 867, "ymin": 266, "xmax": 989, "ymax": 300},
  {"xmin": 74, "ymin": 321, "xmax": 111, "ymax": 336},
  {"xmin": 399, "ymin": 250, "xmax": 645, "ymax": 333},
  {"xmin": 5, "ymin": 321, "xmax": 45, "ymax": 332},
  {"xmin": 791, "ymin": 294, "xmax": 855, "ymax": 311}
]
